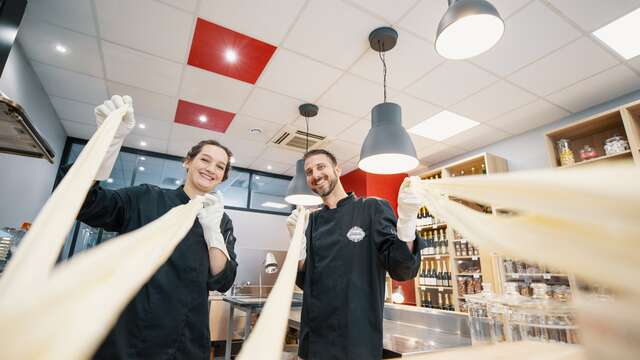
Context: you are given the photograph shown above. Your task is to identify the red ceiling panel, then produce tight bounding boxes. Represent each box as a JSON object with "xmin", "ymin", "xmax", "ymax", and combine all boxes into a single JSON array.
[
  {"xmin": 174, "ymin": 99, "xmax": 235, "ymax": 133},
  {"xmin": 188, "ymin": 18, "xmax": 277, "ymax": 84}
]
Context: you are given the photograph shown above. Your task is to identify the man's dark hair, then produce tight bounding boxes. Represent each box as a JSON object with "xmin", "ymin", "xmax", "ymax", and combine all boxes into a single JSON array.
[
  {"xmin": 303, "ymin": 149, "xmax": 338, "ymax": 167},
  {"xmin": 185, "ymin": 140, "xmax": 233, "ymax": 181}
]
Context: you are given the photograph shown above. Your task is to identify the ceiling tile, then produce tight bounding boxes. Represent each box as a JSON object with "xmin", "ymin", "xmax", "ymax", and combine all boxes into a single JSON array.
[
  {"xmin": 336, "ymin": 119, "xmax": 370, "ymax": 145},
  {"xmin": 61, "ymin": 119, "xmax": 96, "ymax": 139},
  {"xmin": 488, "ymin": 99, "xmax": 570, "ymax": 134},
  {"xmin": 198, "ymin": 0, "xmax": 305, "ymax": 45},
  {"xmin": 25, "ymin": 0, "xmax": 97, "ymax": 35},
  {"xmin": 549, "ymin": 0, "xmax": 640, "ymax": 31},
  {"xmin": 419, "ymin": 143, "xmax": 466, "ymax": 166},
  {"xmin": 631, "ymin": 56, "xmax": 640, "ymax": 72},
  {"xmin": 283, "ymin": 166, "xmax": 296, "ymax": 176},
  {"xmin": 156, "ymin": 0, "xmax": 199, "ymax": 13},
  {"xmin": 167, "ymin": 123, "xmax": 223, "ymax": 157},
  {"xmin": 187, "ymin": 18, "xmax": 277, "ymax": 84},
  {"xmin": 18, "ymin": 18, "xmax": 103, "ymax": 77},
  {"xmin": 338, "ymin": 159, "xmax": 359, "ymax": 175},
  {"xmin": 291, "ymin": 107, "xmax": 359, "ymax": 138},
  {"xmin": 451, "ymin": 81, "xmax": 537, "ymax": 122},
  {"xmin": 131, "ymin": 116, "xmax": 172, "ymax": 140},
  {"xmin": 346, "ymin": 0, "xmax": 418, "ymax": 24},
  {"xmin": 350, "ymin": 29, "xmax": 444, "ymax": 90},
  {"xmin": 249, "ymin": 158, "xmax": 291, "ymax": 173},
  {"xmin": 323, "ymin": 140, "xmax": 361, "ymax": 162},
  {"xmin": 398, "ymin": 0, "xmax": 529, "ymax": 43},
  {"xmin": 179, "ymin": 65, "xmax": 252, "ymax": 113},
  {"xmin": 471, "ymin": 1, "xmax": 582, "ymax": 76},
  {"xmin": 51, "ymin": 96, "xmax": 95, "ymax": 125},
  {"xmin": 547, "ymin": 64, "xmax": 640, "ymax": 112},
  {"xmin": 405, "ymin": 61, "xmax": 498, "ymax": 107},
  {"xmin": 441, "ymin": 124, "xmax": 511, "ymax": 151},
  {"xmin": 257, "ymin": 49, "xmax": 342, "ymax": 101},
  {"xmin": 95, "ymin": 0, "xmax": 194, "ymax": 62},
  {"xmin": 318, "ymin": 74, "xmax": 384, "ymax": 117},
  {"xmin": 509, "ymin": 37, "xmax": 620, "ymax": 96},
  {"xmin": 389, "ymin": 92, "xmax": 441, "ymax": 128},
  {"xmin": 174, "ymin": 99, "xmax": 235, "ymax": 133},
  {"xmin": 106, "ymin": 81, "xmax": 178, "ymax": 122},
  {"xmin": 224, "ymin": 114, "xmax": 284, "ymax": 143},
  {"xmin": 32, "ymin": 62, "xmax": 108, "ymax": 104},
  {"xmin": 123, "ymin": 134, "xmax": 168, "ymax": 153},
  {"xmin": 409, "ymin": 133, "xmax": 437, "ymax": 150},
  {"xmin": 102, "ymin": 41, "xmax": 183, "ymax": 97},
  {"xmin": 239, "ymin": 87, "xmax": 301, "ymax": 125},
  {"xmin": 221, "ymin": 135, "xmax": 270, "ymax": 162},
  {"xmin": 260, "ymin": 146, "xmax": 304, "ymax": 164},
  {"xmin": 282, "ymin": 0, "xmax": 380, "ymax": 70}
]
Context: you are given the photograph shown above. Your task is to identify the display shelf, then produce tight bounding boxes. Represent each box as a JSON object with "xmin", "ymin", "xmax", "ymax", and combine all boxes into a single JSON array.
[
  {"xmin": 455, "ymin": 256, "xmax": 480, "ymax": 260},
  {"xmin": 560, "ymin": 149, "xmax": 632, "ymax": 168},
  {"xmin": 417, "ymin": 223, "xmax": 447, "ymax": 230},
  {"xmin": 457, "ymin": 273, "xmax": 483, "ymax": 277},
  {"xmin": 505, "ymin": 273, "xmax": 568, "ymax": 278},
  {"xmin": 422, "ymin": 254, "xmax": 450, "ymax": 259},
  {"xmin": 419, "ymin": 285, "xmax": 453, "ymax": 290}
]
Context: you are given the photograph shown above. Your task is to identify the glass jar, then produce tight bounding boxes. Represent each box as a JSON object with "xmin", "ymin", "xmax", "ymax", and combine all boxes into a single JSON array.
[
  {"xmin": 603, "ymin": 135, "xmax": 629, "ymax": 155},
  {"xmin": 487, "ymin": 282, "xmax": 528, "ymax": 342},
  {"xmin": 579, "ymin": 144, "xmax": 598, "ymax": 161},
  {"xmin": 465, "ymin": 283, "xmax": 496, "ymax": 345},
  {"xmin": 557, "ymin": 139, "xmax": 575, "ymax": 166}
]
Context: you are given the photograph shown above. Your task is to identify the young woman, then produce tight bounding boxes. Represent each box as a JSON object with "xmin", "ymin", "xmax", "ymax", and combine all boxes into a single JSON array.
[{"xmin": 70, "ymin": 96, "xmax": 238, "ymax": 359}]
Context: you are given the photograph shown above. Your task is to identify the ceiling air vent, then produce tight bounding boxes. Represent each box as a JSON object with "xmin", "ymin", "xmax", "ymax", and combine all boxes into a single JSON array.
[{"xmin": 271, "ymin": 127, "xmax": 326, "ymax": 152}]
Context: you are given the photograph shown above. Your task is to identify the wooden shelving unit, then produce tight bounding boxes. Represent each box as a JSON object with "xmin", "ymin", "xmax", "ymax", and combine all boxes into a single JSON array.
[{"xmin": 415, "ymin": 153, "xmax": 508, "ymax": 313}]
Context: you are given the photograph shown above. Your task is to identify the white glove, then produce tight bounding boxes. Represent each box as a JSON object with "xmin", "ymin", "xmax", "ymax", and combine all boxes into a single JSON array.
[
  {"xmin": 396, "ymin": 176, "xmax": 423, "ymax": 242},
  {"xmin": 197, "ymin": 192, "xmax": 230, "ymax": 260},
  {"xmin": 94, "ymin": 95, "xmax": 135, "ymax": 181},
  {"xmin": 286, "ymin": 207, "xmax": 308, "ymax": 261}
]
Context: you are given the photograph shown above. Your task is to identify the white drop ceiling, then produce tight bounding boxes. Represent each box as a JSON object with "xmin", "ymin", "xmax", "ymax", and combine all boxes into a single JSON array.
[{"xmin": 17, "ymin": 0, "xmax": 640, "ymax": 175}]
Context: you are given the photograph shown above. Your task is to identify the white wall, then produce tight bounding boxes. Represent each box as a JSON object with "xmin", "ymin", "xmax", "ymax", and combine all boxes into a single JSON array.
[
  {"xmin": 0, "ymin": 41, "xmax": 67, "ymax": 227},
  {"xmin": 432, "ymin": 89, "xmax": 640, "ymax": 171}
]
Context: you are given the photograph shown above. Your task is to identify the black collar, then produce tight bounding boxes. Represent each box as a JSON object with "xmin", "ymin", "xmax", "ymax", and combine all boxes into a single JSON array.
[
  {"xmin": 324, "ymin": 192, "xmax": 356, "ymax": 210},
  {"xmin": 175, "ymin": 185, "xmax": 190, "ymax": 204}
]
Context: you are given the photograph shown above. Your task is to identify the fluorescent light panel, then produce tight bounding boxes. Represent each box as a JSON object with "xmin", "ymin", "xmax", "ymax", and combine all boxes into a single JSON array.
[
  {"xmin": 261, "ymin": 201, "xmax": 289, "ymax": 209},
  {"xmin": 593, "ymin": 7, "xmax": 640, "ymax": 60},
  {"xmin": 408, "ymin": 111, "xmax": 479, "ymax": 141}
]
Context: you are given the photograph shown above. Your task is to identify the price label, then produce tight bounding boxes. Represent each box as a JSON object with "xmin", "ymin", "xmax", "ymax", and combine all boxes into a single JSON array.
[
  {"xmin": 473, "ymin": 274, "xmax": 480, "ymax": 279},
  {"xmin": 512, "ymin": 274, "xmax": 519, "ymax": 279},
  {"xmin": 435, "ymin": 255, "xmax": 441, "ymax": 259},
  {"xmin": 543, "ymin": 273, "xmax": 552, "ymax": 280},
  {"xmin": 471, "ymin": 256, "xmax": 478, "ymax": 261},
  {"xmin": 438, "ymin": 287, "xmax": 444, "ymax": 292}
]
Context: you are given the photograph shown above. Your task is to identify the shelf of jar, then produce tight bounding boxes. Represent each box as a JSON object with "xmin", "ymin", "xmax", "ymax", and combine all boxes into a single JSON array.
[
  {"xmin": 454, "ymin": 256, "xmax": 480, "ymax": 260},
  {"xmin": 419, "ymin": 285, "xmax": 453, "ymax": 290},
  {"xmin": 457, "ymin": 273, "xmax": 482, "ymax": 277},
  {"xmin": 417, "ymin": 223, "xmax": 447, "ymax": 230},
  {"xmin": 505, "ymin": 273, "xmax": 568, "ymax": 279},
  {"xmin": 560, "ymin": 149, "xmax": 632, "ymax": 168},
  {"xmin": 421, "ymin": 254, "xmax": 450, "ymax": 259}
]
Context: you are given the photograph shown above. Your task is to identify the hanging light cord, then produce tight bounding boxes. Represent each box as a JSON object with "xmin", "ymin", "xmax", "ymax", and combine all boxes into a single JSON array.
[
  {"xmin": 378, "ymin": 40, "xmax": 388, "ymax": 103},
  {"xmin": 305, "ymin": 115, "xmax": 309, "ymax": 153}
]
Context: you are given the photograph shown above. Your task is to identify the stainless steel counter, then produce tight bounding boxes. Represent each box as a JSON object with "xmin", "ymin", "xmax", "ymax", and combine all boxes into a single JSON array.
[{"xmin": 288, "ymin": 304, "xmax": 472, "ymax": 358}]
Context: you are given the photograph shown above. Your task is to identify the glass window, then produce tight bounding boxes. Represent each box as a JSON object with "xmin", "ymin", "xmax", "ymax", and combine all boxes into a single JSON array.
[
  {"xmin": 217, "ymin": 169, "xmax": 250, "ymax": 207},
  {"xmin": 249, "ymin": 174, "xmax": 293, "ymax": 214}
]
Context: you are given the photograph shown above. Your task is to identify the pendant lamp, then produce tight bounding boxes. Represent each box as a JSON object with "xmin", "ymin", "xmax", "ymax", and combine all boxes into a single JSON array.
[
  {"xmin": 358, "ymin": 27, "xmax": 419, "ymax": 175},
  {"xmin": 285, "ymin": 104, "xmax": 323, "ymax": 206},
  {"xmin": 435, "ymin": 0, "xmax": 504, "ymax": 60}
]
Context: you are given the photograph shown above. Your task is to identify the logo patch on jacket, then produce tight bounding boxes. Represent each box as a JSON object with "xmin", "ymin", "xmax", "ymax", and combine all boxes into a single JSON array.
[{"xmin": 346, "ymin": 226, "xmax": 366, "ymax": 243}]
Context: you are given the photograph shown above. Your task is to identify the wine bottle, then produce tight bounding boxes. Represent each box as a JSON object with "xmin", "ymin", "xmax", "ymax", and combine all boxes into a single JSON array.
[
  {"xmin": 429, "ymin": 232, "xmax": 435, "ymax": 255},
  {"xmin": 426, "ymin": 293, "xmax": 433, "ymax": 308},
  {"xmin": 443, "ymin": 262, "xmax": 450, "ymax": 287},
  {"xmin": 436, "ymin": 261, "xmax": 442, "ymax": 286},
  {"xmin": 481, "ymin": 163, "xmax": 486, "ymax": 175},
  {"xmin": 443, "ymin": 230, "xmax": 449, "ymax": 255},
  {"xmin": 429, "ymin": 261, "xmax": 436, "ymax": 286},
  {"xmin": 437, "ymin": 293, "xmax": 443, "ymax": 310},
  {"xmin": 443, "ymin": 293, "xmax": 451, "ymax": 311}
]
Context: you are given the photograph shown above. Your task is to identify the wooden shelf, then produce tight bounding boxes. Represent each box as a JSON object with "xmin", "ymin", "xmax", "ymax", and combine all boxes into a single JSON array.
[
  {"xmin": 559, "ymin": 150, "xmax": 632, "ymax": 168},
  {"xmin": 422, "ymin": 254, "xmax": 450, "ymax": 259},
  {"xmin": 505, "ymin": 273, "xmax": 568, "ymax": 278},
  {"xmin": 417, "ymin": 223, "xmax": 447, "ymax": 230},
  {"xmin": 457, "ymin": 273, "xmax": 482, "ymax": 277},
  {"xmin": 455, "ymin": 256, "xmax": 480, "ymax": 260},
  {"xmin": 419, "ymin": 285, "xmax": 453, "ymax": 290}
]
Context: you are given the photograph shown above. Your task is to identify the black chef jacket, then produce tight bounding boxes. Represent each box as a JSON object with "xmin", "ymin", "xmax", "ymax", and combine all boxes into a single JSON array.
[
  {"xmin": 295, "ymin": 193, "xmax": 425, "ymax": 360},
  {"xmin": 73, "ymin": 181, "xmax": 238, "ymax": 359}
]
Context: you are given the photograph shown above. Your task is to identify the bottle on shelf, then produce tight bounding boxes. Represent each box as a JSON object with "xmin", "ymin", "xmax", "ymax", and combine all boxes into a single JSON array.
[
  {"xmin": 430, "ymin": 261, "xmax": 437, "ymax": 286},
  {"xmin": 425, "ymin": 292, "xmax": 433, "ymax": 308},
  {"xmin": 419, "ymin": 261, "xmax": 425, "ymax": 285},
  {"xmin": 443, "ymin": 293, "xmax": 452, "ymax": 311},
  {"xmin": 437, "ymin": 293, "xmax": 443, "ymax": 310},
  {"xmin": 481, "ymin": 163, "xmax": 486, "ymax": 174},
  {"xmin": 443, "ymin": 262, "xmax": 451, "ymax": 287},
  {"xmin": 443, "ymin": 230, "xmax": 449, "ymax": 255},
  {"xmin": 429, "ymin": 232, "xmax": 436, "ymax": 255},
  {"xmin": 436, "ymin": 261, "xmax": 442, "ymax": 286}
]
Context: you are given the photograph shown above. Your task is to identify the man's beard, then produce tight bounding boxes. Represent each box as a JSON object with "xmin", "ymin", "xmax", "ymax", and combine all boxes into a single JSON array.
[{"xmin": 314, "ymin": 171, "xmax": 338, "ymax": 197}]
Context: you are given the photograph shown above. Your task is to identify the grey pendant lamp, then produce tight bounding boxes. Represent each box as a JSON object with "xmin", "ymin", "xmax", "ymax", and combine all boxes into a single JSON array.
[
  {"xmin": 435, "ymin": 0, "xmax": 504, "ymax": 60},
  {"xmin": 359, "ymin": 27, "xmax": 419, "ymax": 175},
  {"xmin": 285, "ymin": 104, "xmax": 323, "ymax": 207}
]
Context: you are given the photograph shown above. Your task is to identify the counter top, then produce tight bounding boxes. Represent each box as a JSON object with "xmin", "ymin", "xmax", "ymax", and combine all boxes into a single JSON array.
[{"xmin": 223, "ymin": 293, "xmax": 303, "ymax": 308}]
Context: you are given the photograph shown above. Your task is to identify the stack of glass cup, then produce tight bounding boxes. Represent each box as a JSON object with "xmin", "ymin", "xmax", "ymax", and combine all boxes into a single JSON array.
[{"xmin": 466, "ymin": 282, "xmax": 579, "ymax": 345}]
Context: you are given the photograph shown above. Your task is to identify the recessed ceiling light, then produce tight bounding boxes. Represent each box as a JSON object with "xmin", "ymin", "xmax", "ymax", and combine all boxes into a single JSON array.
[
  {"xmin": 267, "ymin": 165, "xmax": 272, "ymax": 170},
  {"xmin": 55, "ymin": 44, "xmax": 67, "ymax": 54},
  {"xmin": 408, "ymin": 111, "xmax": 479, "ymax": 141},
  {"xmin": 140, "ymin": 141, "xmax": 147, "ymax": 146},
  {"xmin": 255, "ymin": 175, "xmax": 261, "ymax": 180},
  {"xmin": 138, "ymin": 123, "xmax": 146, "ymax": 129},
  {"xmin": 139, "ymin": 157, "xmax": 145, "ymax": 161},
  {"xmin": 138, "ymin": 166, "xmax": 145, "ymax": 171},
  {"xmin": 198, "ymin": 114, "xmax": 207, "ymax": 123},
  {"xmin": 106, "ymin": 178, "xmax": 114, "ymax": 183},
  {"xmin": 230, "ymin": 156, "xmax": 236, "ymax": 164},
  {"xmin": 261, "ymin": 201, "xmax": 289, "ymax": 209},
  {"xmin": 175, "ymin": 179, "xmax": 181, "ymax": 185},
  {"xmin": 593, "ymin": 7, "xmax": 640, "ymax": 59},
  {"xmin": 224, "ymin": 48, "xmax": 238, "ymax": 63}
]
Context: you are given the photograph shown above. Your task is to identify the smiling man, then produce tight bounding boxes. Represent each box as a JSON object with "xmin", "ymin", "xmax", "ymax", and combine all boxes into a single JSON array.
[
  {"xmin": 62, "ymin": 96, "xmax": 238, "ymax": 359},
  {"xmin": 287, "ymin": 149, "xmax": 425, "ymax": 360}
]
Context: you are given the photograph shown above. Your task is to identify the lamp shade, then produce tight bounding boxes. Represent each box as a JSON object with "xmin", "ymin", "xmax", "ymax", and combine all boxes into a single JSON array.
[
  {"xmin": 264, "ymin": 252, "xmax": 279, "ymax": 274},
  {"xmin": 435, "ymin": 0, "xmax": 504, "ymax": 60},
  {"xmin": 285, "ymin": 159, "xmax": 323, "ymax": 206},
  {"xmin": 359, "ymin": 102, "xmax": 419, "ymax": 174}
]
